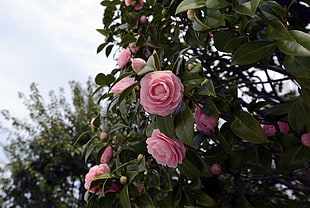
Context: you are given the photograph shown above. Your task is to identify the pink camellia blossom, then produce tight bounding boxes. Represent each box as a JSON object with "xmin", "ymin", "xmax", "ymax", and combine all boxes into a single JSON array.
[
  {"xmin": 263, "ymin": 121, "xmax": 289, "ymax": 136},
  {"xmin": 117, "ymin": 48, "xmax": 131, "ymax": 68},
  {"xmin": 111, "ymin": 77, "xmax": 136, "ymax": 93},
  {"xmin": 132, "ymin": 58, "xmax": 147, "ymax": 73},
  {"xmin": 187, "ymin": 9, "xmax": 195, "ymax": 21},
  {"xmin": 84, "ymin": 164, "xmax": 110, "ymax": 194},
  {"xmin": 211, "ymin": 164, "xmax": 223, "ymax": 175},
  {"xmin": 140, "ymin": 71, "xmax": 184, "ymax": 116},
  {"xmin": 124, "ymin": 0, "xmax": 144, "ymax": 10},
  {"xmin": 194, "ymin": 105, "xmax": 219, "ymax": 135},
  {"xmin": 140, "ymin": 15, "xmax": 148, "ymax": 24},
  {"xmin": 301, "ymin": 133, "xmax": 310, "ymax": 147},
  {"xmin": 146, "ymin": 129, "xmax": 186, "ymax": 168},
  {"xmin": 129, "ymin": 42, "xmax": 139, "ymax": 54},
  {"xmin": 100, "ymin": 146, "xmax": 113, "ymax": 163}
]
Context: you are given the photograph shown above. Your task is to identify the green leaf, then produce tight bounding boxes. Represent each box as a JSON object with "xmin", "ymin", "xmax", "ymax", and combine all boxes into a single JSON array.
[
  {"xmin": 202, "ymin": 97, "xmax": 220, "ymax": 116},
  {"xmin": 136, "ymin": 193, "xmax": 155, "ymax": 208},
  {"xmin": 232, "ymin": 40, "xmax": 276, "ymax": 65},
  {"xmin": 120, "ymin": 185, "xmax": 131, "ymax": 208},
  {"xmin": 284, "ymin": 56, "xmax": 310, "ymax": 89},
  {"xmin": 156, "ymin": 114, "xmax": 175, "ymax": 139},
  {"xmin": 288, "ymin": 98, "xmax": 310, "ymax": 133},
  {"xmin": 181, "ymin": 72, "xmax": 204, "ymax": 92},
  {"xmin": 97, "ymin": 42, "xmax": 108, "ymax": 54},
  {"xmin": 301, "ymin": 88, "xmax": 310, "ymax": 107},
  {"xmin": 146, "ymin": 51, "xmax": 161, "ymax": 70},
  {"xmin": 266, "ymin": 21, "xmax": 294, "ymax": 41},
  {"xmin": 264, "ymin": 103, "xmax": 292, "ymax": 116},
  {"xmin": 118, "ymin": 82, "xmax": 139, "ymax": 104},
  {"xmin": 178, "ymin": 158, "xmax": 202, "ymax": 177},
  {"xmin": 197, "ymin": 79, "xmax": 216, "ymax": 97},
  {"xmin": 277, "ymin": 30, "xmax": 310, "ymax": 57},
  {"xmin": 206, "ymin": 0, "xmax": 230, "ymax": 9},
  {"xmin": 196, "ymin": 192, "xmax": 218, "ymax": 207},
  {"xmin": 279, "ymin": 145, "xmax": 307, "ymax": 171},
  {"xmin": 175, "ymin": 0, "xmax": 206, "ymax": 14},
  {"xmin": 121, "ymin": 34, "xmax": 137, "ymax": 45},
  {"xmin": 230, "ymin": 111, "xmax": 269, "ymax": 144},
  {"xmin": 137, "ymin": 66, "xmax": 155, "ymax": 76},
  {"xmin": 194, "ymin": 9, "xmax": 225, "ymax": 30},
  {"xmin": 175, "ymin": 104, "xmax": 194, "ymax": 147},
  {"xmin": 234, "ymin": 0, "xmax": 261, "ymax": 17}
]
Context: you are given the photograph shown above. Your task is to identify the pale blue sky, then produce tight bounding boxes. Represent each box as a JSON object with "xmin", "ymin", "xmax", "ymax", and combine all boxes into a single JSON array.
[{"xmin": 0, "ymin": 0, "xmax": 115, "ymax": 163}]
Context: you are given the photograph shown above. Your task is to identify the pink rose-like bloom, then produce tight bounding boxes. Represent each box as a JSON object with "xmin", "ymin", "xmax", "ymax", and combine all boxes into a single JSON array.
[
  {"xmin": 100, "ymin": 146, "xmax": 113, "ymax": 163},
  {"xmin": 129, "ymin": 42, "xmax": 139, "ymax": 54},
  {"xmin": 140, "ymin": 71, "xmax": 184, "ymax": 116},
  {"xmin": 84, "ymin": 164, "xmax": 110, "ymax": 193},
  {"xmin": 211, "ymin": 164, "xmax": 223, "ymax": 175},
  {"xmin": 140, "ymin": 15, "xmax": 148, "ymax": 24},
  {"xmin": 194, "ymin": 105, "xmax": 219, "ymax": 135},
  {"xmin": 111, "ymin": 77, "xmax": 136, "ymax": 93},
  {"xmin": 124, "ymin": 0, "xmax": 144, "ymax": 10},
  {"xmin": 132, "ymin": 58, "xmax": 146, "ymax": 73},
  {"xmin": 301, "ymin": 133, "xmax": 310, "ymax": 147},
  {"xmin": 263, "ymin": 121, "xmax": 290, "ymax": 136},
  {"xmin": 118, "ymin": 48, "xmax": 131, "ymax": 68},
  {"xmin": 146, "ymin": 129, "xmax": 186, "ymax": 168}
]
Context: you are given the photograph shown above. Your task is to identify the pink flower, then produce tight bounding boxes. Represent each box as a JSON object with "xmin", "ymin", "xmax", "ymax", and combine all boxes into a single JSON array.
[
  {"xmin": 132, "ymin": 58, "xmax": 146, "ymax": 73},
  {"xmin": 211, "ymin": 164, "xmax": 223, "ymax": 175},
  {"xmin": 124, "ymin": 0, "xmax": 144, "ymax": 10},
  {"xmin": 301, "ymin": 133, "xmax": 310, "ymax": 147},
  {"xmin": 263, "ymin": 121, "xmax": 290, "ymax": 136},
  {"xmin": 146, "ymin": 129, "xmax": 186, "ymax": 168},
  {"xmin": 129, "ymin": 42, "xmax": 139, "ymax": 54},
  {"xmin": 194, "ymin": 105, "xmax": 219, "ymax": 135},
  {"xmin": 100, "ymin": 146, "xmax": 113, "ymax": 163},
  {"xmin": 100, "ymin": 132, "xmax": 108, "ymax": 140},
  {"xmin": 84, "ymin": 164, "xmax": 110, "ymax": 193},
  {"xmin": 111, "ymin": 77, "xmax": 136, "ymax": 93},
  {"xmin": 118, "ymin": 49, "xmax": 131, "ymax": 68},
  {"xmin": 140, "ymin": 71, "xmax": 184, "ymax": 116},
  {"xmin": 140, "ymin": 15, "xmax": 148, "ymax": 24},
  {"xmin": 187, "ymin": 10, "xmax": 195, "ymax": 21}
]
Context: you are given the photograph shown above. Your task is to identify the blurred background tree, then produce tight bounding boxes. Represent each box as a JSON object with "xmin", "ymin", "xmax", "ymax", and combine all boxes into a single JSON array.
[{"xmin": 0, "ymin": 80, "xmax": 101, "ymax": 208}]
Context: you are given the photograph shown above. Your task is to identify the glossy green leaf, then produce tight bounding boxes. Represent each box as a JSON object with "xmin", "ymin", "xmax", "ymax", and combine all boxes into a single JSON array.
[
  {"xmin": 284, "ymin": 56, "xmax": 310, "ymax": 89},
  {"xmin": 232, "ymin": 41, "xmax": 276, "ymax": 65},
  {"xmin": 202, "ymin": 97, "xmax": 220, "ymax": 116},
  {"xmin": 288, "ymin": 98, "xmax": 310, "ymax": 133},
  {"xmin": 136, "ymin": 193, "xmax": 155, "ymax": 208},
  {"xmin": 175, "ymin": 0, "xmax": 206, "ymax": 14},
  {"xmin": 175, "ymin": 104, "xmax": 194, "ymax": 147},
  {"xmin": 234, "ymin": 0, "xmax": 261, "ymax": 17},
  {"xmin": 206, "ymin": 0, "xmax": 230, "ymax": 9},
  {"xmin": 197, "ymin": 79, "xmax": 216, "ymax": 97},
  {"xmin": 301, "ymin": 88, "xmax": 310, "ymax": 107},
  {"xmin": 193, "ymin": 15, "xmax": 210, "ymax": 31},
  {"xmin": 118, "ymin": 82, "xmax": 139, "ymax": 104},
  {"xmin": 266, "ymin": 21, "xmax": 294, "ymax": 41},
  {"xmin": 230, "ymin": 111, "xmax": 269, "ymax": 144},
  {"xmin": 213, "ymin": 31, "xmax": 234, "ymax": 52},
  {"xmin": 120, "ymin": 185, "xmax": 131, "ymax": 208},
  {"xmin": 196, "ymin": 192, "xmax": 218, "ymax": 207},
  {"xmin": 277, "ymin": 30, "xmax": 310, "ymax": 57},
  {"xmin": 146, "ymin": 50, "xmax": 161, "ymax": 70},
  {"xmin": 178, "ymin": 158, "xmax": 202, "ymax": 177},
  {"xmin": 156, "ymin": 114, "xmax": 175, "ymax": 139},
  {"xmin": 97, "ymin": 42, "xmax": 108, "ymax": 54},
  {"xmin": 259, "ymin": 1, "xmax": 287, "ymax": 21},
  {"xmin": 137, "ymin": 66, "xmax": 155, "ymax": 76},
  {"xmin": 264, "ymin": 103, "xmax": 292, "ymax": 116},
  {"xmin": 279, "ymin": 145, "xmax": 307, "ymax": 171},
  {"xmin": 202, "ymin": 9, "xmax": 225, "ymax": 29}
]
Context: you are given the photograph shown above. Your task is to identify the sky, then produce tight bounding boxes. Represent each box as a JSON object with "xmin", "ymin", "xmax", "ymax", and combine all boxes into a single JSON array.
[{"xmin": 0, "ymin": 0, "xmax": 116, "ymax": 164}]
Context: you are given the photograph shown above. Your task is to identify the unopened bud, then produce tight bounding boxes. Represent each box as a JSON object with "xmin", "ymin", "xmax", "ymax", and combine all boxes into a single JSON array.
[
  {"xmin": 187, "ymin": 9, "xmax": 195, "ymax": 21},
  {"xmin": 140, "ymin": 15, "xmax": 148, "ymax": 24},
  {"xmin": 211, "ymin": 164, "xmax": 223, "ymax": 175},
  {"xmin": 162, "ymin": 8, "xmax": 168, "ymax": 16},
  {"xmin": 301, "ymin": 133, "xmax": 310, "ymax": 147},
  {"xmin": 137, "ymin": 154, "xmax": 144, "ymax": 162},
  {"xmin": 100, "ymin": 146, "xmax": 113, "ymax": 163},
  {"xmin": 100, "ymin": 132, "xmax": 108, "ymax": 140},
  {"xmin": 188, "ymin": 64, "xmax": 195, "ymax": 70},
  {"xmin": 132, "ymin": 58, "xmax": 147, "ymax": 73},
  {"xmin": 120, "ymin": 176, "xmax": 127, "ymax": 185}
]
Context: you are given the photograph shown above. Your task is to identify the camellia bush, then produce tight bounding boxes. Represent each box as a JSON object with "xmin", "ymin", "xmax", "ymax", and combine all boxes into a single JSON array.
[{"xmin": 77, "ymin": 0, "xmax": 310, "ymax": 207}]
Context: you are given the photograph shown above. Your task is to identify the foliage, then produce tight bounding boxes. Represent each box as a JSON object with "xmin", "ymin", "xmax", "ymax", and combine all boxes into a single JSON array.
[
  {"xmin": 0, "ymin": 80, "xmax": 101, "ymax": 208},
  {"xmin": 82, "ymin": 0, "xmax": 310, "ymax": 207}
]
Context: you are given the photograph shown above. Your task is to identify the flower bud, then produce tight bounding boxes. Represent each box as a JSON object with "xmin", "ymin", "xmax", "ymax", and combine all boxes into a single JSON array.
[
  {"xmin": 140, "ymin": 15, "xmax": 148, "ymax": 24},
  {"xmin": 129, "ymin": 42, "xmax": 139, "ymax": 54},
  {"xmin": 100, "ymin": 132, "xmax": 108, "ymax": 140},
  {"xmin": 301, "ymin": 133, "xmax": 310, "ymax": 147},
  {"xmin": 137, "ymin": 154, "xmax": 144, "ymax": 162},
  {"xmin": 211, "ymin": 164, "xmax": 222, "ymax": 175},
  {"xmin": 187, "ymin": 9, "xmax": 195, "ymax": 21},
  {"xmin": 120, "ymin": 176, "xmax": 127, "ymax": 185},
  {"xmin": 100, "ymin": 146, "xmax": 113, "ymax": 163},
  {"xmin": 132, "ymin": 58, "xmax": 147, "ymax": 73},
  {"xmin": 162, "ymin": 8, "xmax": 168, "ymax": 16},
  {"xmin": 188, "ymin": 64, "xmax": 194, "ymax": 70}
]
